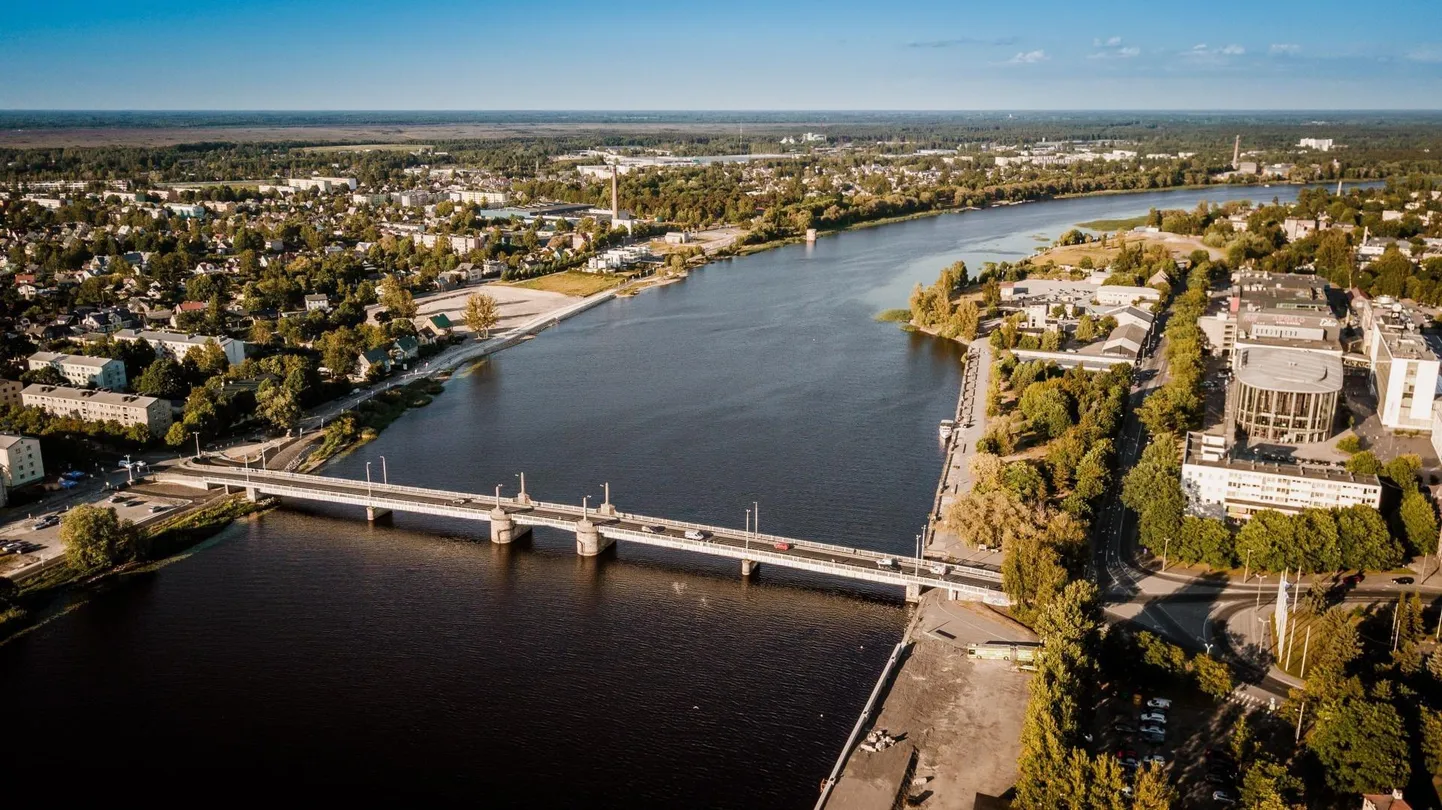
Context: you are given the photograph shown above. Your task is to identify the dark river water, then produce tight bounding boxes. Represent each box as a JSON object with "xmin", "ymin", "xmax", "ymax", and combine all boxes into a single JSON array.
[{"xmin": 0, "ymin": 185, "xmax": 1326, "ymax": 806}]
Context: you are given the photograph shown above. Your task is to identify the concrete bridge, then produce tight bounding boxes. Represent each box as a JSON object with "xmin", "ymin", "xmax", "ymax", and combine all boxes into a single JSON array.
[{"xmin": 167, "ymin": 461, "xmax": 1008, "ymax": 605}]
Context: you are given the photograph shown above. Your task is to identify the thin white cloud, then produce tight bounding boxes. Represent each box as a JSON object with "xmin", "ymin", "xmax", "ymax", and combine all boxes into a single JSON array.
[
  {"xmin": 1088, "ymin": 46, "xmax": 1140, "ymax": 60},
  {"xmin": 1408, "ymin": 46, "xmax": 1442, "ymax": 63},
  {"xmin": 1006, "ymin": 49, "xmax": 1048, "ymax": 64},
  {"xmin": 1182, "ymin": 43, "xmax": 1246, "ymax": 62},
  {"xmin": 1221, "ymin": 44, "xmax": 1245, "ymax": 55},
  {"xmin": 1269, "ymin": 43, "xmax": 1301, "ymax": 55},
  {"xmin": 1093, "ymin": 35, "xmax": 1123, "ymax": 47}
]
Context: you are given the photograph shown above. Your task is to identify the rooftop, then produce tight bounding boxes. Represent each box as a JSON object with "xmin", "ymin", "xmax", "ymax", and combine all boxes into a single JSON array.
[
  {"xmin": 22, "ymin": 384, "xmax": 159, "ymax": 408},
  {"xmin": 1234, "ymin": 346, "xmax": 1343, "ymax": 394},
  {"xmin": 1183, "ymin": 433, "xmax": 1379, "ymax": 486},
  {"xmin": 28, "ymin": 351, "xmax": 117, "ymax": 368}
]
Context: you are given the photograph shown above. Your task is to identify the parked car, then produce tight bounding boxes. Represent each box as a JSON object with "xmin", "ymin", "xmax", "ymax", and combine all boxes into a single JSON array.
[
  {"xmin": 1393, "ymin": 576, "xmax": 1415, "ymax": 585},
  {"xmin": 149, "ymin": 504, "xmax": 168, "ymax": 513},
  {"xmin": 1145, "ymin": 698, "xmax": 1172, "ymax": 709},
  {"xmin": 1111, "ymin": 721, "xmax": 1137, "ymax": 733},
  {"xmin": 1139, "ymin": 712, "xmax": 1167, "ymax": 724},
  {"xmin": 684, "ymin": 529, "xmax": 710, "ymax": 541},
  {"xmin": 109, "ymin": 495, "xmax": 127, "ymax": 504},
  {"xmin": 1139, "ymin": 724, "xmax": 1165, "ymax": 737},
  {"xmin": 33, "ymin": 516, "xmax": 58, "ymax": 530},
  {"xmin": 1212, "ymin": 791, "xmax": 1236, "ymax": 805},
  {"xmin": 1142, "ymin": 754, "xmax": 1167, "ymax": 765}
]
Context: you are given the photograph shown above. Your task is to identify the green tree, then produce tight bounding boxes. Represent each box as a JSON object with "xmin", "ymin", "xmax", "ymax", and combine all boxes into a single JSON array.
[
  {"xmin": 1399, "ymin": 489, "xmax": 1438, "ymax": 555},
  {"xmin": 1132, "ymin": 762, "xmax": 1175, "ymax": 809},
  {"xmin": 1345, "ymin": 450, "xmax": 1382, "ymax": 475},
  {"xmin": 1192, "ymin": 654, "xmax": 1233, "ymax": 697},
  {"xmin": 377, "ymin": 273, "xmax": 418, "ymax": 319},
  {"xmin": 61, "ymin": 505, "xmax": 143, "ymax": 573},
  {"xmin": 256, "ymin": 383, "xmax": 301, "ymax": 433},
  {"xmin": 133, "ymin": 357, "xmax": 187, "ymax": 400},
  {"xmin": 463, "ymin": 292, "xmax": 500, "ymax": 339},
  {"xmin": 1306, "ymin": 684, "xmax": 1410, "ymax": 794}
]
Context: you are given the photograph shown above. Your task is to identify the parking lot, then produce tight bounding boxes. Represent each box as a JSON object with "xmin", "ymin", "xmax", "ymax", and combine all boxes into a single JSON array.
[
  {"xmin": 1095, "ymin": 677, "xmax": 1248, "ymax": 807},
  {"xmin": 0, "ymin": 485, "xmax": 189, "ymax": 577}
]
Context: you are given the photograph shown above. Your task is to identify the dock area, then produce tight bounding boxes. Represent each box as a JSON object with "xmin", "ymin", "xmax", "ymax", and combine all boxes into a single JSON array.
[{"xmin": 824, "ymin": 593, "xmax": 1033, "ymax": 810}]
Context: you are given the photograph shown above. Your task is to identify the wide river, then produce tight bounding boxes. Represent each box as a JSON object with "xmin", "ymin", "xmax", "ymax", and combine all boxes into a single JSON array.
[{"xmin": 1, "ymin": 185, "xmax": 1325, "ymax": 805}]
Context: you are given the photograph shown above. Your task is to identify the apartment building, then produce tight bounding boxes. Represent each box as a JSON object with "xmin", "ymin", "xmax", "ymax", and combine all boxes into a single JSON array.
[
  {"xmin": 113, "ymin": 329, "xmax": 246, "ymax": 368},
  {"xmin": 1181, "ymin": 434, "xmax": 1383, "ymax": 520},
  {"xmin": 21, "ymin": 385, "xmax": 172, "ymax": 435},
  {"xmin": 0, "ymin": 434, "xmax": 44, "ymax": 490},
  {"xmin": 1366, "ymin": 307, "xmax": 1440, "ymax": 432},
  {"xmin": 27, "ymin": 351, "xmax": 128, "ymax": 390},
  {"xmin": 0, "ymin": 378, "xmax": 21, "ymax": 409}
]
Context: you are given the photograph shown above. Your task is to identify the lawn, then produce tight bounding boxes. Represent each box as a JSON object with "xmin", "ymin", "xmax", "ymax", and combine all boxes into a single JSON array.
[
  {"xmin": 507, "ymin": 271, "xmax": 631, "ymax": 297},
  {"xmin": 1075, "ymin": 215, "xmax": 1151, "ymax": 231}
]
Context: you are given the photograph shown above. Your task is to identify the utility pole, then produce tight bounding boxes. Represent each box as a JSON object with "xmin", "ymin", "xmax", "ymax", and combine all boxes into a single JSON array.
[{"xmin": 1299, "ymin": 627, "xmax": 1312, "ymax": 680}]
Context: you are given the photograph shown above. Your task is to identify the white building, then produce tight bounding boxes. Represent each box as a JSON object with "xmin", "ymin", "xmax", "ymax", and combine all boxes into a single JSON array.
[
  {"xmin": 27, "ymin": 352, "xmax": 128, "ymax": 390},
  {"xmin": 304, "ymin": 294, "xmax": 331, "ymax": 312},
  {"xmin": 1181, "ymin": 434, "xmax": 1383, "ymax": 521},
  {"xmin": 1297, "ymin": 138, "xmax": 1335, "ymax": 152},
  {"xmin": 288, "ymin": 177, "xmax": 358, "ymax": 193},
  {"xmin": 113, "ymin": 329, "xmax": 246, "ymax": 368},
  {"xmin": 0, "ymin": 434, "xmax": 44, "ymax": 489},
  {"xmin": 350, "ymin": 193, "xmax": 388, "ymax": 206},
  {"xmin": 1096, "ymin": 285, "xmax": 1162, "ymax": 307},
  {"xmin": 453, "ymin": 190, "xmax": 509, "ymax": 207},
  {"xmin": 21, "ymin": 385, "xmax": 172, "ymax": 435},
  {"xmin": 1367, "ymin": 313, "xmax": 1440, "ymax": 432}
]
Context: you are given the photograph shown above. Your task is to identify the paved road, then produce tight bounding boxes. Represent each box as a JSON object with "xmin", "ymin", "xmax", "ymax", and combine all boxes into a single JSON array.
[{"xmin": 178, "ymin": 459, "xmax": 1010, "ymax": 601}]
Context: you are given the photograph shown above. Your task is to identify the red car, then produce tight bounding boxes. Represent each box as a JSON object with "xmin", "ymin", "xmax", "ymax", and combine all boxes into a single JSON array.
[
  {"xmin": 774, "ymin": 542, "xmax": 792, "ymax": 551},
  {"xmin": 1343, "ymin": 573, "xmax": 1365, "ymax": 587}
]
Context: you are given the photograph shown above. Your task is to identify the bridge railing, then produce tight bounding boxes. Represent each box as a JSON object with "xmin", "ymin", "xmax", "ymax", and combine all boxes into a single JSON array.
[{"xmin": 190, "ymin": 464, "xmax": 1003, "ymax": 583}]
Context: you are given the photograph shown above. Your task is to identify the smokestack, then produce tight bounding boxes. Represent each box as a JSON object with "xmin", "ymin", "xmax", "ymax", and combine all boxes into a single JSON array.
[
  {"xmin": 1232, "ymin": 135, "xmax": 1241, "ymax": 170},
  {"xmin": 611, "ymin": 162, "xmax": 619, "ymax": 221}
]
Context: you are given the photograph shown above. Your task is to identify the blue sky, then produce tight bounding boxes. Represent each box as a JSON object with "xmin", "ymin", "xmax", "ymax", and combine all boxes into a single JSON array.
[{"xmin": 2, "ymin": 0, "xmax": 1440, "ymax": 110}]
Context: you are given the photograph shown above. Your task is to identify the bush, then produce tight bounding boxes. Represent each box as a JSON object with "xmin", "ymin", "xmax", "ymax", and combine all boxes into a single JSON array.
[{"xmin": 1336, "ymin": 434, "xmax": 1363, "ymax": 454}]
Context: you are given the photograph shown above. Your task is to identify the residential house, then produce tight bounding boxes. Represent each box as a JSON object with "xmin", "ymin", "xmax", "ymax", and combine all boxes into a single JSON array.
[
  {"xmin": 356, "ymin": 348, "xmax": 392, "ymax": 380},
  {"xmin": 27, "ymin": 352, "xmax": 128, "ymax": 390},
  {"xmin": 0, "ymin": 434, "xmax": 44, "ymax": 490},
  {"xmin": 304, "ymin": 294, "xmax": 331, "ymax": 312}
]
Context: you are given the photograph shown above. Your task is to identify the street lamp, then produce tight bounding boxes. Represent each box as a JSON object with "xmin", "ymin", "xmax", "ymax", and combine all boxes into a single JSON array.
[
  {"xmin": 365, "ymin": 461, "xmax": 373, "ymax": 500},
  {"xmin": 495, "ymin": 484, "xmax": 502, "ymax": 504},
  {"xmin": 193, "ymin": 432, "xmax": 202, "ymax": 459},
  {"xmin": 915, "ymin": 533, "xmax": 923, "ymax": 576},
  {"xmin": 753, "ymin": 501, "xmax": 759, "ymax": 542},
  {"xmin": 745, "ymin": 508, "xmax": 751, "ymax": 552},
  {"xmin": 380, "ymin": 455, "xmax": 388, "ymax": 485},
  {"xmin": 582, "ymin": 495, "xmax": 590, "ymax": 516}
]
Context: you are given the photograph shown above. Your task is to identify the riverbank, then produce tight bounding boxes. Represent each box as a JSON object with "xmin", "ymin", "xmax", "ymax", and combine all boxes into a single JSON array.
[
  {"xmin": 826, "ymin": 593, "xmax": 1033, "ymax": 810},
  {"xmin": 1, "ymin": 492, "xmax": 274, "ymax": 643}
]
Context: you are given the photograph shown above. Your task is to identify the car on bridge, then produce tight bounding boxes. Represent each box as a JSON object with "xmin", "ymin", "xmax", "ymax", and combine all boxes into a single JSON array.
[
  {"xmin": 684, "ymin": 529, "xmax": 710, "ymax": 541},
  {"xmin": 773, "ymin": 541, "xmax": 792, "ymax": 551},
  {"xmin": 876, "ymin": 557, "xmax": 898, "ymax": 569},
  {"xmin": 641, "ymin": 524, "xmax": 667, "ymax": 534}
]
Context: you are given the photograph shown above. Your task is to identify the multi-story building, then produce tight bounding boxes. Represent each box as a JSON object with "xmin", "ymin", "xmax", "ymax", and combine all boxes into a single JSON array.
[
  {"xmin": 1096, "ymin": 285, "xmax": 1162, "ymax": 307},
  {"xmin": 1198, "ymin": 272, "xmax": 1340, "ymax": 357},
  {"xmin": 27, "ymin": 351, "xmax": 128, "ymax": 390},
  {"xmin": 1181, "ymin": 433, "xmax": 1383, "ymax": 520},
  {"xmin": 0, "ymin": 378, "xmax": 21, "ymax": 409},
  {"xmin": 1231, "ymin": 346, "xmax": 1342, "ymax": 444},
  {"xmin": 1366, "ymin": 306, "xmax": 1440, "ymax": 432},
  {"xmin": 21, "ymin": 385, "xmax": 172, "ymax": 435},
  {"xmin": 0, "ymin": 434, "xmax": 44, "ymax": 490},
  {"xmin": 453, "ymin": 189, "xmax": 509, "ymax": 207},
  {"xmin": 113, "ymin": 329, "xmax": 246, "ymax": 368},
  {"xmin": 287, "ymin": 177, "xmax": 358, "ymax": 193}
]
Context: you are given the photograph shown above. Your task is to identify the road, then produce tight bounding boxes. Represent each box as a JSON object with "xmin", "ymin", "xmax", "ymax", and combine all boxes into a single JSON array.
[{"xmin": 174, "ymin": 459, "xmax": 1011, "ymax": 602}]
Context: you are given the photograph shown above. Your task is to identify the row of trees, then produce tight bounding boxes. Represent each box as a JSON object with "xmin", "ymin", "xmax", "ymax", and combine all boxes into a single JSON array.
[
  {"xmin": 1014, "ymin": 581, "xmax": 1175, "ymax": 809},
  {"xmin": 907, "ymin": 262, "xmax": 980, "ymax": 340}
]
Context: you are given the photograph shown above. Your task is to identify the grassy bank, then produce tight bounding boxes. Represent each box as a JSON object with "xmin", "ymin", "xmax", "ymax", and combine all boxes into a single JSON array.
[
  {"xmin": 2, "ymin": 494, "xmax": 274, "ymax": 641},
  {"xmin": 508, "ymin": 270, "xmax": 631, "ymax": 296},
  {"xmin": 1075, "ymin": 214, "xmax": 1150, "ymax": 231},
  {"xmin": 875, "ymin": 308, "xmax": 912, "ymax": 323},
  {"xmin": 305, "ymin": 377, "xmax": 447, "ymax": 469}
]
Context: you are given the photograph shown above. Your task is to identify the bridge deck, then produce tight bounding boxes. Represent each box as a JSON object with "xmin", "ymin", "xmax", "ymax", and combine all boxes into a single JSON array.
[{"xmin": 177, "ymin": 462, "xmax": 1008, "ymax": 604}]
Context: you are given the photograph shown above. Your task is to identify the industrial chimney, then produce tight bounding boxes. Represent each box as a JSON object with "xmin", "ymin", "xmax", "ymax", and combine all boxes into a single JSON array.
[
  {"xmin": 611, "ymin": 162, "xmax": 619, "ymax": 221},
  {"xmin": 1232, "ymin": 135, "xmax": 1241, "ymax": 170}
]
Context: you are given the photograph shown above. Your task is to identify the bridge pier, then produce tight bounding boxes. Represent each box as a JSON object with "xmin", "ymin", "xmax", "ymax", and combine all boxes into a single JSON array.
[
  {"xmin": 905, "ymin": 583, "xmax": 924, "ymax": 604},
  {"xmin": 245, "ymin": 486, "xmax": 260, "ymax": 502},
  {"xmin": 489, "ymin": 507, "xmax": 532, "ymax": 544},
  {"xmin": 574, "ymin": 518, "xmax": 613, "ymax": 557},
  {"xmin": 366, "ymin": 506, "xmax": 391, "ymax": 522},
  {"xmin": 741, "ymin": 559, "xmax": 758, "ymax": 577}
]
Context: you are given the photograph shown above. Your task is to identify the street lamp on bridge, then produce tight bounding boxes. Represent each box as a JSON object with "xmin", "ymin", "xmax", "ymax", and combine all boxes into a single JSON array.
[
  {"xmin": 365, "ymin": 462, "xmax": 373, "ymax": 500},
  {"xmin": 379, "ymin": 456, "xmax": 388, "ymax": 485}
]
